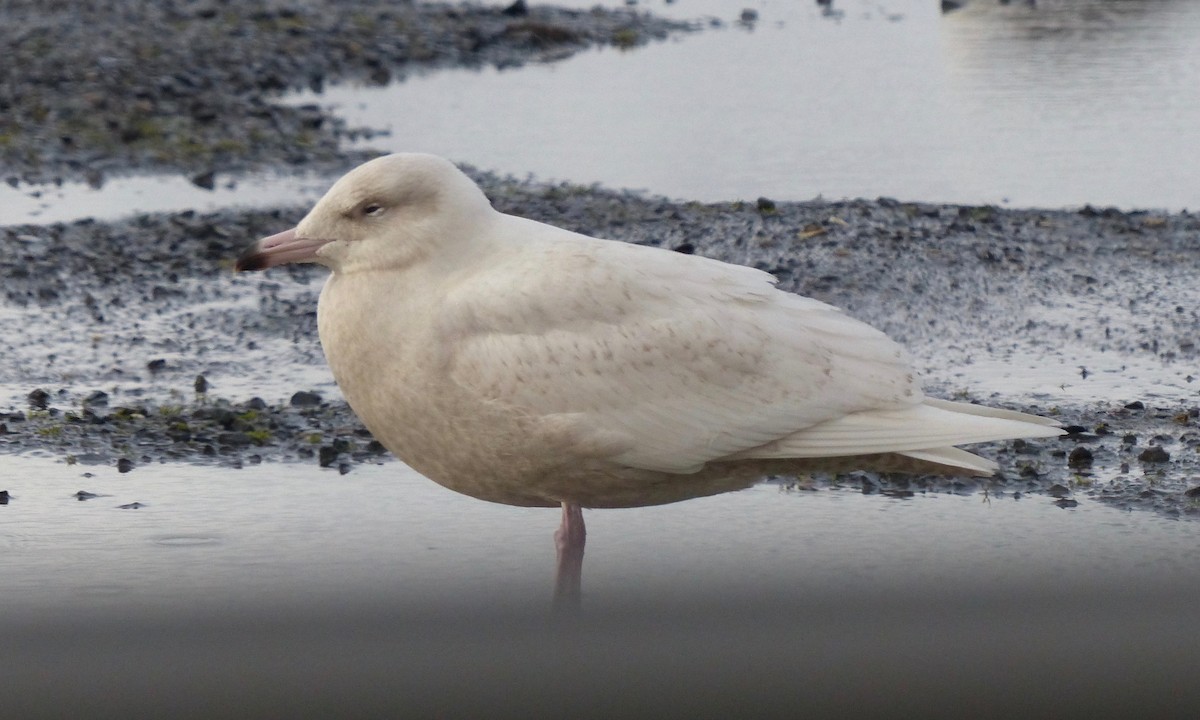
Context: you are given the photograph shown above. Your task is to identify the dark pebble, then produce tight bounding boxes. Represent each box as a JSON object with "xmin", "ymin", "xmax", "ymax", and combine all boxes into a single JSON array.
[
  {"xmin": 1124, "ymin": 401, "xmax": 1145, "ymax": 410},
  {"xmin": 501, "ymin": 0, "xmax": 528, "ymax": 17},
  {"xmin": 191, "ymin": 171, "xmax": 216, "ymax": 190},
  {"xmin": 1184, "ymin": 487, "xmax": 1200, "ymax": 498},
  {"xmin": 194, "ymin": 375, "xmax": 209, "ymax": 394},
  {"xmin": 1048, "ymin": 483, "xmax": 1071, "ymax": 498},
  {"xmin": 1055, "ymin": 498, "xmax": 1080, "ymax": 509},
  {"xmin": 1138, "ymin": 446, "xmax": 1171, "ymax": 463},
  {"xmin": 147, "ymin": 359, "xmax": 167, "ymax": 373},
  {"xmin": 318, "ymin": 445, "xmax": 339, "ymax": 467},
  {"xmin": 246, "ymin": 397, "xmax": 268, "ymax": 410},
  {"xmin": 117, "ymin": 458, "xmax": 134, "ymax": 473},
  {"xmin": 290, "ymin": 390, "xmax": 323, "ymax": 407},
  {"xmin": 117, "ymin": 502, "xmax": 146, "ymax": 509},
  {"xmin": 85, "ymin": 390, "xmax": 109, "ymax": 406},
  {"xmin": 0, "ymin": 490, "xmax": 9, "ymax": 504},
  {"xmin": 217, "ymin": 431, "xmax": 253, "ymax": 448},
  {"xmin": 1011, "ymin": 438, "xmax": 1041, "ymax": 455},
  {"xmin": 27, "ymin": 388, "xmax": 50, "ymax": 410},
  {"xmin": 1067, "ymin": 446, "xmax": 1094, "ymax": 469},
  {"xmin": 74, "ymin": 490, "xmax": 100, "ymax": 500}
]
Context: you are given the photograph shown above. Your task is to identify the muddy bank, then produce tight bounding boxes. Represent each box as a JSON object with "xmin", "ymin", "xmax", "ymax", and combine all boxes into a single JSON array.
[
  {"xmin": 1, "ymin": 0, "xmax": 1198, "ymax": 517},
  {"xmin": 2, "ymin": 179, "xmax": 1199, "ymax": 517},
  {"xmin": 0, "ymin": 0, "xmax": 686, "ymax": 185}
]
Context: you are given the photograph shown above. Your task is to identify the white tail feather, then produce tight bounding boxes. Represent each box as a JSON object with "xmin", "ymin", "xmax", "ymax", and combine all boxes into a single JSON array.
[
  {"xmin": 722, "ymin": 398, "xmax": 1062, "ymax": 470},
  {"xmin": 897, "ymin": 447, "xmax": 999, "ymax": 476}
]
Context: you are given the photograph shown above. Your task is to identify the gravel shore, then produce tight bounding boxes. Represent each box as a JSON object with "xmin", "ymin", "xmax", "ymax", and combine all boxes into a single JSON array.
[
  {"xmin": 2, "ymin": 1, "xmax": 1198, "ymax": 518},
  {"xmin": 0, "ymin": 0, "xmax": 685, "ymax": 185}
]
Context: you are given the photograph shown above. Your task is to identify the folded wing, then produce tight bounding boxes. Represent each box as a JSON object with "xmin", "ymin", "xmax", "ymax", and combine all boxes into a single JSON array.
[{"xmin": 443, "ymin": 217, "xmax": 1059, "ymax": 474}]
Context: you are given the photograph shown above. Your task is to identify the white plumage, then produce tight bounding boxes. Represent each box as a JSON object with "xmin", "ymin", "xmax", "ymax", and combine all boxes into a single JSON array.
[{"xmin": 236, "ymin": 153, "xmax": 1061, "ymax": 509}]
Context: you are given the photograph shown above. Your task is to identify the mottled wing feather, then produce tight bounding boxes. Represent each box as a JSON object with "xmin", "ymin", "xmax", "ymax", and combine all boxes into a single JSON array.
[{"xmin": 442, "ymin": 221, "xmax": 920, "ymax": 473}]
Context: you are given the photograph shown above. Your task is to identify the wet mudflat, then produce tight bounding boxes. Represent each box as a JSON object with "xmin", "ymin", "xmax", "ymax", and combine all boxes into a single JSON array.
[
  {"xmin": 0, "ymin": 0, "xmax": 685, "ymax": 185},
  {"xmin": 2, "ymin": 186, "xmax": 1199, "ymax": 516}
]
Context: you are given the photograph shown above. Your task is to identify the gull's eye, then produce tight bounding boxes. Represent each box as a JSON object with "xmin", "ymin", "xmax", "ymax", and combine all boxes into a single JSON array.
[{"xmin": 362, "ymin": 203, "xmax": 384, "ymax": 217}]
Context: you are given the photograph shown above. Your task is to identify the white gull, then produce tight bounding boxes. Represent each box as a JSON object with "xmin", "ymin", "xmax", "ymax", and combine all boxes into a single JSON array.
[{"xmin": 235, "ymin": 153, "xmax": 1062, "ymax": 605}]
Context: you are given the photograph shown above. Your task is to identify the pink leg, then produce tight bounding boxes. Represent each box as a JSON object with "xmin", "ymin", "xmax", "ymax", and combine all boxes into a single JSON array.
[{"xmin": 553, "ymin": 501, "xmax": 586, "ymax": 610}]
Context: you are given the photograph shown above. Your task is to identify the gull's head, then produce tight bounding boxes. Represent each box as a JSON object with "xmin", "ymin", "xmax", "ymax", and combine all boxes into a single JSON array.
[{"xmin": 235, "ymin": 153, "xmax": 493, "ymax": 275}]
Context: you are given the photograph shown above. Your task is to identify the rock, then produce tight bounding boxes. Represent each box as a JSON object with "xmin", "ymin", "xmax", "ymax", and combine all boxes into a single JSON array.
[
  {"xmin": 85, "ymin": 390, "xmax": 109, "ymax": 406},
  {"xmin": 1138, "ymin": 446, "xmax": 1171, "ymax": 463},
  {"xmin": 194, "ymin": 375, "xmax": 210, "ymax": 394},
  {"xmin": 1067, "ymin": 446, "xmax": 1094, "ymax": 469},
  {"xmin": 191, "ymin": 171, "xmax": 216, "ymax": 190},
  {"xmin": 28, "ymin": 388, "xmax": 50, "ymax": 410},
  {"xmin": 290, "ymin": 390, "xmax": 323, "ymax": 407},
  {"xmin": 1048, "ymin": 483, "xmax": 1071, "ymax": 498},
  {"xmin": 501, "ymin": 0, "xmax": 528, "ymax": 17},
  {"xmin": 217, "ymin": 431, "xmax": 253, "ymax": 448},
  {"xmin": 318, "ymin": 444, "xmax": 339, "ymax": 467},
  {"xmin": 117, "ymin": 502, "xmax": 146, "ymax": 509},
  {"xmin": 147, "ymin": 358, "xmax": 167, "ymax": 373},
  {"xmin": 117, "ymin": 458, "xmax": 134, "ymax": 473}
]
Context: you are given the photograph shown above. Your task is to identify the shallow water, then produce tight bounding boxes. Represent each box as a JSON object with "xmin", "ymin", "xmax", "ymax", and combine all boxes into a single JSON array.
[
  {"xmin": 3, "ymin": 453, "xmax": 1195, "ymax": 619},
  {"xmin": 318, "ymin": 0, "xmax": 1199, "ymax": 209},
  {"xmin": 4, "ymin": 452, "xmax": 1198, "ymax": 716},
  {"xmin": 0, "ymin": 170, "xmax": 335, "ymax": 224},
  {"xmin": 2, "ymin": 0, "xmax": 1198, "ymax": 225}
]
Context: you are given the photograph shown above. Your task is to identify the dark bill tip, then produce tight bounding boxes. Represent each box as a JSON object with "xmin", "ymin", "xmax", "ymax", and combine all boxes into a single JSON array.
[
  {"xmin": 232, "ymin": 227, "xmax": 327, "ymax": 272},
  {"xmin": 234, "ymin": 247, "xmax": 269, "ymax": 272}
]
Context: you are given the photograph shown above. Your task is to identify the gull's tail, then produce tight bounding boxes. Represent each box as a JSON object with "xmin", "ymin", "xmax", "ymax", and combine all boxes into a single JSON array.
[{"xmin": 723, "ymin": 397, "xmax": 1063, "ymax": 476}]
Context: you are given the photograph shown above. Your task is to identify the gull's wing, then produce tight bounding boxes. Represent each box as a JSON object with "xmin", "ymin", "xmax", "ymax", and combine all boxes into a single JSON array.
[{"xmin": 440, "ymin": 216, "xmax": 922, "ymax": 473}]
